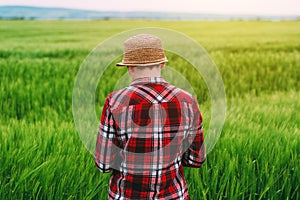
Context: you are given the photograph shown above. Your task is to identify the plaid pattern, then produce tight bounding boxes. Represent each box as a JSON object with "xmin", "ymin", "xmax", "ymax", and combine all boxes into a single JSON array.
[{"xmin": 95, "ymin": 77, "xmax": 205, "ymax": 200}]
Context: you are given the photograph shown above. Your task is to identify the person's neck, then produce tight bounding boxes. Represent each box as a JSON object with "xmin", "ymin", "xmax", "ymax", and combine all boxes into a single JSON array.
[
  {"xmin": 132, "ymin": 75, "xmax": 161, "ymax": 81},
  {"xmin": 131, "ymin": 70, "xmax": 161, "ymax": 80},
  {"xmin": 129, "ymin": 65, "xmax": 162, "ymax": 81}
]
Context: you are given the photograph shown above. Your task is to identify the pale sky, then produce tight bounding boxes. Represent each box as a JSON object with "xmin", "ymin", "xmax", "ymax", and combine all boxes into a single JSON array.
[{"xmin": 1, "ymin": 0, "xmax": 299, "ymax": 15}]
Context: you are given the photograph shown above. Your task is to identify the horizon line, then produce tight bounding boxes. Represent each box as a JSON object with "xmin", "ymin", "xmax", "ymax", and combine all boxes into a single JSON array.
[{"xmin": 1, "ymin": 4, "xmax": 299, "ymax": 17}]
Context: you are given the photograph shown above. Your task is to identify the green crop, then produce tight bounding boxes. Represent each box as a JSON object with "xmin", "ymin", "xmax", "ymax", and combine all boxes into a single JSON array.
[{"xmin": 0, "ymin": 20, "xmax": 299, "ymax": 199}]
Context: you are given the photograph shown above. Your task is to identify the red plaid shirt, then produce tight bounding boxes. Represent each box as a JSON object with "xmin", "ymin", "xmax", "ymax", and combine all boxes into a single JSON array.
[{"xmin": 95, "ymin": 77, "xmax": 205, "ymax": 200}]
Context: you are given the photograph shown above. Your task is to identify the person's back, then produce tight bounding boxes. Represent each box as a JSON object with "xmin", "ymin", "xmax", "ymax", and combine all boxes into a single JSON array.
[{"xmin": 95, "ymin": 34, "xmax": 205, "ymax": 200}]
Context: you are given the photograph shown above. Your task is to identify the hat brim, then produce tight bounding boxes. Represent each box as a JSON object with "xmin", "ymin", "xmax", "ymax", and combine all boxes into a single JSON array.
[{"xmin": 116, "ymin": 58, "xmax": 168, "ymax": 67}]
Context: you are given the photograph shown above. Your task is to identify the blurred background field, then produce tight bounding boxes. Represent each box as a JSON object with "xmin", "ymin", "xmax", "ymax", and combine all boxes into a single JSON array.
[{"xmin": 0, "ymin": 20, "xmax": 299, "ymax": 199}]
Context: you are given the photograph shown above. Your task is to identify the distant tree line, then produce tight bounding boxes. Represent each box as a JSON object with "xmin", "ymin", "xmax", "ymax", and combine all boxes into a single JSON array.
[{"xmin": 0, "ymin": 16, "xmax": 36, "ymax": 20}]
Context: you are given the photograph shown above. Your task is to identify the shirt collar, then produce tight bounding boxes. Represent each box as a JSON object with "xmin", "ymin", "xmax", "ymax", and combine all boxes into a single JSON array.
[{"xmin": 130, "ymin": 77, "xmax": 167, "ymax": 86}]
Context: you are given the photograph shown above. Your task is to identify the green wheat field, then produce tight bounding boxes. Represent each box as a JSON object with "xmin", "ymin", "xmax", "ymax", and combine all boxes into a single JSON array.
[{"xmin": 0, "ymin": 20, "xmax": 299, "ymax": 199}]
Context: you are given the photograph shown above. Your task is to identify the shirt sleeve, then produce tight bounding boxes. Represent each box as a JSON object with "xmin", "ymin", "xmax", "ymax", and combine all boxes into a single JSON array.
[
  {"xmin": 94, "ymin": 96, "xmax": 118, "ymax": 173},
  {"xmin": 182, "ymin": 97, "xmax": 206, "ymax": 167}
]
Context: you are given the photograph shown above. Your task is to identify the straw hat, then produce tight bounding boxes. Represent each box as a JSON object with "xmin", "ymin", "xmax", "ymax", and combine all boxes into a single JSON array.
[{"xmin": 116, "ymin": 34, "xmax": 168, "ymax": 67}]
